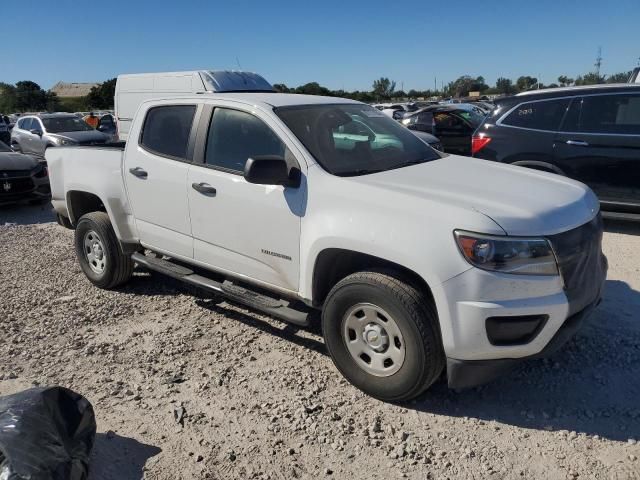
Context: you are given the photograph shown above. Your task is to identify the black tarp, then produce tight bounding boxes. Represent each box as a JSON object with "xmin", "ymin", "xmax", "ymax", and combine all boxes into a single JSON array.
[{"xmin": 0, "ymin": 387, "xmax": 96, "ymax": 480}]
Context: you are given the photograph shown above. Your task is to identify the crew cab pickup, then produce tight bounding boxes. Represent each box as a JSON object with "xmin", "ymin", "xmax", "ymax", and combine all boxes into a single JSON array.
[{"xmin": 47, "ymin": 84, "xmax": 607, "ymax": 401}]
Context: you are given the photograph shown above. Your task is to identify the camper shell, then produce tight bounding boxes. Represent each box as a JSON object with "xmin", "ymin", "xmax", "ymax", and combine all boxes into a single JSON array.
[{"xmin": 114, "ymin": 70, "xmax": 273, "ymax": 140}]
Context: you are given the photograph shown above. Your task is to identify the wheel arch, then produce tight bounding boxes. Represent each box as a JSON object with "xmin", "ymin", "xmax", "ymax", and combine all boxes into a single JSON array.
[
  {"xmin": 311, "ymin": 248, "xmax": 435, "ymax": 309},
  {"xmin": 66, "ymin": 190, "xmax": 106, "ymax": 225}
]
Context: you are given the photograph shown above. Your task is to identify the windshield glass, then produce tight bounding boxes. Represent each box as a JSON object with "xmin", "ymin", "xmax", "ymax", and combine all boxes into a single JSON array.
[
  {"xmin": 275, "ymin": 104, "xmax": 441, "ymax": 176},
  {"xmin": 42, "ymin": 116, "xmax": 93, "ymax": 133},
  {"xmin": 456, "ymin": 109, "xmax": 486, "ymax": 126}
]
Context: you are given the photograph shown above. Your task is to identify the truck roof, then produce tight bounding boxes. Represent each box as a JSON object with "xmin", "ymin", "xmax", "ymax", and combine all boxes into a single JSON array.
[{"xmin": 149, "ymin": 92, "xmax": 362, "ymax": 108}]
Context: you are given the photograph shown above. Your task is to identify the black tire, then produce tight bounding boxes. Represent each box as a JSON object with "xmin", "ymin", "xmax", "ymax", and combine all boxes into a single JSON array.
[
  {"xmin": 74, "ymin": 211, "xmax": 133, "ymax": 289},
  {"xmin": 322, "ymin": 271, "xmax": 444, "ymax": 402}
]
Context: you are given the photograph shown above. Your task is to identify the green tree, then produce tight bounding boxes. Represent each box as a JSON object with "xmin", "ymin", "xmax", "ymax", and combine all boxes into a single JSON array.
[
  {"xmin": 516, "ymin": 76, "xmax": 538, "ymax": 91},
  {"xmin": 557, "ymin": 75, "xmax": 574, "ymax": 87},
  {"xmin": 295, "ymin": 82, "xmax": 331, "ymax": 96},
  {"xmin": 14, "ymin": 81, "xmax": 47, "ymax": 111},
  {"xmin": 0, "ymin": 83, "xmax": 17, "ymax": 113},
  {"xmin": 372, "ymin": 77, "xmax": 396, "ymax": 100},
  {"xmin": 574, "ymin": 72, "xmax": 605, "ymax": 85},
  {"xmin": 606, "ymin": 71, "xmax": 632, "ymax": 83},
  {"xmin": 495, "ymin": 77, "xmax": 515, "ymax": 95},
  {"xmin": 272, "ymin": 83, "xmax": 290, "ymax": 93},
  {"xmin": 86, "ymin": 78, "xmax": 116, "ymax": 109}
]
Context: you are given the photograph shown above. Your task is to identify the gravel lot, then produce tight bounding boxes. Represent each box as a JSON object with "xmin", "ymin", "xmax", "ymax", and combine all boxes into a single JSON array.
[{"xmin": 1, "ymin": 203, "xmax": 639, "ymax": 480}]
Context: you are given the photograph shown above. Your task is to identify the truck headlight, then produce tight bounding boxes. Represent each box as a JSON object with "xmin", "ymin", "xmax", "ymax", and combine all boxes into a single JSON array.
[{"xmin": 454, "ymin": 230, "xmax": 558, "ymax": 275}]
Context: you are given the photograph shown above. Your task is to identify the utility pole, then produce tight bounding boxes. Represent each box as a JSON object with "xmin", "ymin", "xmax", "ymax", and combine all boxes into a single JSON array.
[
  {"xmin": 594, "ymin": 46, "xmax": 602, "ymax": 77},
  {"xmin": 434, "ymin": 76, "xmax": 437, "ymax": 93}
]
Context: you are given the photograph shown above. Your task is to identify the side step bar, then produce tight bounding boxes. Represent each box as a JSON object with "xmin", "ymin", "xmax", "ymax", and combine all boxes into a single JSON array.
[{"xmin": 131, "ymin": 252, "xmax": 311, "ymax": 327}]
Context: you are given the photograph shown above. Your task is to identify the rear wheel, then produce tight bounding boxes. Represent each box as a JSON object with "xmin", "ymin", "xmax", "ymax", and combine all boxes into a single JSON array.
[
  {"xmin": 322, "ymin": 271, "xmax": 444, "ymax": 402},
  {"xmin": 74, "ymin": 212, "xmax": 133, "ymax": 289}
]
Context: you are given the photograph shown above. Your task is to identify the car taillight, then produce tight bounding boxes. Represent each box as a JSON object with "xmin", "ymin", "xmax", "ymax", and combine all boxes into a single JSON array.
[{"xmin": 471, "ymin": 135, "xmax": 491, "ymax": 155}]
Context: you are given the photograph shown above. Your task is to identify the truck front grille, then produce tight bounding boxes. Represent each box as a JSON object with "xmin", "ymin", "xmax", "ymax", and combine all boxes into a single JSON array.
[{"xmin": 546, "ymin": 213, "xmax": 607, "ymax": 316}]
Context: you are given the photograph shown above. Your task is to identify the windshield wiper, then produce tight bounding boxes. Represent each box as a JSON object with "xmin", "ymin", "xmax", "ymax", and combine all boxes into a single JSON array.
[{"xmin": 337, "ymin": 168, "xmax": 385, "ymax": 177}]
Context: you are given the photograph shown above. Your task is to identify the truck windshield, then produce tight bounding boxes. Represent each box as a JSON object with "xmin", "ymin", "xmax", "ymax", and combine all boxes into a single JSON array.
[
  {"xmin": 275, "ymin": 104, "xmax": 441, "ymax": 176},
  {"xmin": 42, "ymin": 117, "xmax": 93, "ymax": 133}
]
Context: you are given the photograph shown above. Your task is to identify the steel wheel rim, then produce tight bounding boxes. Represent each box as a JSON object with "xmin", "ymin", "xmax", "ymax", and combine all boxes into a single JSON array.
[
  {"xmin": 83, "ymin": 230, "xmax": 106, "ymax": 275},
  {"xmin": 342, "ymin": 303, "xmax": 405, "ymax": 377}
]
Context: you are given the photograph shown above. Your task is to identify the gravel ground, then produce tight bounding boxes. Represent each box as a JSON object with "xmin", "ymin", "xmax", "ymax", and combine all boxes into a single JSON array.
[{"xmin": 1, "ymin": 203, "xmax": 639, "ymax": 480}]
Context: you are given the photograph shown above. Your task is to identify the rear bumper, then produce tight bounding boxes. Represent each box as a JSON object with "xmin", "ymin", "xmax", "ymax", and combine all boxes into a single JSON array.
[{"xmin": 447, "ymin": 296, "xmax": 601, "ymax": 389}]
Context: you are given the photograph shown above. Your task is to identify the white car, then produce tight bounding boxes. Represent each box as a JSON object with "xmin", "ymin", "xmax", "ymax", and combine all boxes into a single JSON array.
[{"xmin": 47, "ymin": 72, "xmax": 607, "ymax": 401}]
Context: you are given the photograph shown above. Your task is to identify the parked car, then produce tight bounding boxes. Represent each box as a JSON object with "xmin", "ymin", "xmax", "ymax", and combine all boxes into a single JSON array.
[
  {"xmin": 96, "ymin": 114, "xmax": 117, "ymax": 140},
  {"xmin": 0, "ymin": 141, "xmax": 50, "ymax": 205},
  {"xmin": 0, "ymin": 117, "xmax": 10, "ymax": 146},
  {"xmin": 411, "ymin": 130, "xmax": 443, "ymax": 151},
  {"xmin": 11, "ymin": 114, "xmax": 110, "ymax": 157},
  {"xmin": 47, "ymin": 74, "xmax": 606, "ymax": 401},
  {"xmin": 472, "ymin": 84, "xmax": 640, "ymax": 219},
  {"xmin": 402, "ymin": 105, "xmax": 486, "ymax": 155}
]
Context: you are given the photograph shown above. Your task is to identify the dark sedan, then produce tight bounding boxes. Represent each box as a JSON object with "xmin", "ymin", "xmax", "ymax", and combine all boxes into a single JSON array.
[
  {"xmin": 401, "ymin": 105, "xmax": 486, "ymax": 155},
  {"xmin": 0, "ymin": 141, "xmax": 50, "ymax": 205}
]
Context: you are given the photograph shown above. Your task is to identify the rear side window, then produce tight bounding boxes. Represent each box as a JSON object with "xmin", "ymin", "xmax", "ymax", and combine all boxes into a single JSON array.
[
  {"xmin": 205, "ymin": 108, "xmax": 286, "ymax": 172},
  {"xmin": 502, "ymin": 99, "xmax": 569, "ymax": 131},
  {"xmin": 140, "ymin": 105, "xmax": 196, "ymax": 159},
  {"xmin": 562, "ymin": 94, "xmax": 640, "ymax": 134},
  {"xmin": 18, "ymin": 118, "xmax": 31, "ymax": 130}
]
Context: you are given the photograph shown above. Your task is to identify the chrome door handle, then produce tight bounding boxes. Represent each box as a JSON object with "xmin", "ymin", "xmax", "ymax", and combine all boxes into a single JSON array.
[
  {"xmin": 566, "ymin": 140, "xmax": 589, "ymax": 147},
  {"xmin": 192, "ymin": 182, "xmax": 217, "ymax": 196},
  {"xmin": 128, "ymin": 167, "xmax": 148, "ymax": 178}
]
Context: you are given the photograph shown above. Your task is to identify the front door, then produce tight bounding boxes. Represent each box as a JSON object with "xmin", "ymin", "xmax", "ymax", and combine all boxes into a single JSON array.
[
  {"xmin": 188, "ymin": 106, "xmax": 304, "ymax": 292},
  {"xmin": 124, "ymin": 104, "xmax": 198, "ymax": 258},
  {"xmin": 554, "ymin": 93, "xmax": 640, "ymax": 208}
]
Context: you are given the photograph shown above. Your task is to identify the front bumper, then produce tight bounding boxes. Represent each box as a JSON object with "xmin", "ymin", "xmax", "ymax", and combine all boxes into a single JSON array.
[
  {"xmin": 0, "ymin": 173, "xmax": 50, "ymax": 205},
  {"xmin": 447, "ymin": 297, "xmax": 601, "ymax": 389}
]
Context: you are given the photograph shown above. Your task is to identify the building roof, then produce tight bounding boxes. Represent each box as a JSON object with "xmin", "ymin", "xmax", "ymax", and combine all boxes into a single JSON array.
[{"xmin": 50, "ymin": 82, "xmax": 99, "ymax": 97}]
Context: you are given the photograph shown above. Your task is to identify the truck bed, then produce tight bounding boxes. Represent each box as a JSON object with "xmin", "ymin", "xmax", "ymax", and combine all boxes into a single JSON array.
[{"xmin": 46, "ymin": 144, "xmax": 138, "ymax": 244}]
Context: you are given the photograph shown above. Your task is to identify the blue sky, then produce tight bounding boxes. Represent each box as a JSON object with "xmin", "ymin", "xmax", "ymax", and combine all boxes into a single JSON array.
[{"xmin": 5, "ymin": 0, "xmax": 639, "ymax": 91}]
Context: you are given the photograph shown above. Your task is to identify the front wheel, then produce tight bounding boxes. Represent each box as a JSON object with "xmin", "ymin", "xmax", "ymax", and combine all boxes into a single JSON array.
[
  {"xmin": 322, "ymin": 271, "xmax": 444, "ymax": 402},
  {"xmin": 74, "ymin": 211, "xmax": 133, "ymax": 289}
]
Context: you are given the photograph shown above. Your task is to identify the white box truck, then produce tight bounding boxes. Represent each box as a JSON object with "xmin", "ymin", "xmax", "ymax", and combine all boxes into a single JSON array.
[{"xmin": 114, "ymin": 70, "xmax": 273, "ymax": 140}]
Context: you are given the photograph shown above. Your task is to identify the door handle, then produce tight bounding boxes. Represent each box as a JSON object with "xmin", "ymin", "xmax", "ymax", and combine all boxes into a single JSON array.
[
  {"xmin": 192, "ymin": 182, "xmax": 217, "ymax": 196},
  {"xmin": 129, "ymin": 167, "xmax": 148, "ymax": 178},
  {"xmin": 565, "ymin": 140, "xmax": 589, "ymax": 147}
]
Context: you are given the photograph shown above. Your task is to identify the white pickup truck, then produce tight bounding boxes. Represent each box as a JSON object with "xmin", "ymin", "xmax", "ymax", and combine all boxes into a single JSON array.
[{"xmin": 47, "ymin": 79, "xmax": 607, "ymax": 401}]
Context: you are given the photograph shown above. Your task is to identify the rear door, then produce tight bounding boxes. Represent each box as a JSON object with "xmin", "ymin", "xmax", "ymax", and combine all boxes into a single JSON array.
[
  {"xmin": 124, "ymin": 103, "xmax": 200, "ymax": 257},
  {"xmin": 554, "ymin": 93, "xmax": 640, "ymax": 208},
  {"xmin": 187, "ymin": 104, "xmax": 304, "ymax": 292}
]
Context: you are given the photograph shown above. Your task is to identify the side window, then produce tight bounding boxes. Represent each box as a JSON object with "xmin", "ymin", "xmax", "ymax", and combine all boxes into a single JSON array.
[
  {"xmin": 20, "ymin": 118, "xmax": 32, "ymax": 130},
  {"xmin": 434, "ymin": 112, "xmax": 463, "ymax": 129},
  {"xmin": 417, "ymin": 112, "xmax": 434, "ymax": 125},
  {"xmin": 32, "ymin": 118, "xmax": 42, "ymax": 131},
  {"xmin": 502, "ymin": 99, "xmax": 570, "ymax": 131},
  {"xmin": 205, "ymin": 108, "xmax": 286, "ymax": 172},
  {"xmin": 140, "ymin": 105, "xmax": 196, "ymax": 159},
  {"xmin": 570, "ymin": 94, "xmax": 640, "ymax": 134}
]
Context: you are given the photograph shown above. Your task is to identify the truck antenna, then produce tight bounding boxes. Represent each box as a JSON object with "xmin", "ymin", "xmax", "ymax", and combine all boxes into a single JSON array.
[{"xmin": 236, "ymin": 57, "xmax": 242, "ymax": 70}]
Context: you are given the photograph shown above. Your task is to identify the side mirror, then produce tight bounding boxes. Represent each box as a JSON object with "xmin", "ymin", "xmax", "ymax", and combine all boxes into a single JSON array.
[
  {"xmin": 30, "ymin": 129, "xmax": 43, "ymax": 137},
  {"xmin": 244, "ymin": 156, "xmax": 300, "ymax": 188}
]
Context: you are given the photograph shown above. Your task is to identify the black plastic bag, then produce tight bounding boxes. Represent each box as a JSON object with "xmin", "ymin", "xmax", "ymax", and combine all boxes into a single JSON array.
[{"xmin": 0, "ymin": 387, "xmax": 96, "ymax": 480}]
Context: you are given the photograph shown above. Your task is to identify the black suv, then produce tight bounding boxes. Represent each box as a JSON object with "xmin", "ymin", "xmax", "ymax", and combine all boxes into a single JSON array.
[{"xmin": 472, "ymin": 84, "xmax": 640, "ymax": 218}]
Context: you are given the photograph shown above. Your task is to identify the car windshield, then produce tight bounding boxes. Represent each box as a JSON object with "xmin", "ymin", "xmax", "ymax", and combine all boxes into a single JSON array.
[
  {"xmin": 42, "ymin": 116, "xmax": 93, "ymax": 133},
  {"xmin": 275, "ymin": 104, "xmax": 441, "ymax": 176}
]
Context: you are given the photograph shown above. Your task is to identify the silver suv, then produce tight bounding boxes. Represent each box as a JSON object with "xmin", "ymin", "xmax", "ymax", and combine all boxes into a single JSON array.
[{"xmin": 11, "ymin": 114, "xmax": 109, "ymax": 157}]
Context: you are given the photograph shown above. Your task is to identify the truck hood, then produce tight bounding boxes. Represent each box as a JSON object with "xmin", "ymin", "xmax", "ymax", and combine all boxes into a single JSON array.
[
  {"xmin": 351, "ymin": 155, "xmax": 600, "ymax": 236},
  {"xmin": 0, "ymin": 152, "xmax": 39, "ymax": 171}
]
